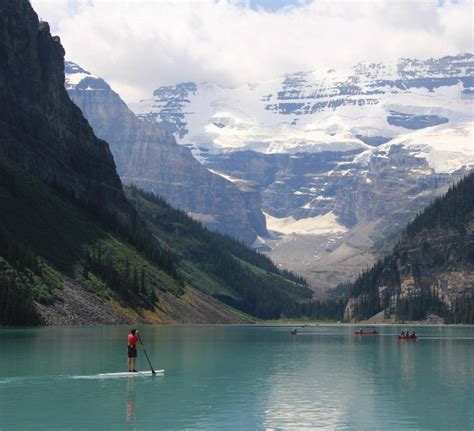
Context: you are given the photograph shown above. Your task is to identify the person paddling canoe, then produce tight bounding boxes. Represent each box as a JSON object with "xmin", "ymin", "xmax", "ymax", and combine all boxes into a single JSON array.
[{"xmin": 128, "ymin": 329, "xmax": 139, "ymax": 372}]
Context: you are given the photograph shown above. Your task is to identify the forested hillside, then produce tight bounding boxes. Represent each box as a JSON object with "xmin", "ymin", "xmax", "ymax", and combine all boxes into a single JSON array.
[
  {"xmin": 346, "ymin": 172, "xmax": 474, "ymax": 323},
  {"xmin": 126, "ymin": 187, "xmax": 317, "ymax": 319}
]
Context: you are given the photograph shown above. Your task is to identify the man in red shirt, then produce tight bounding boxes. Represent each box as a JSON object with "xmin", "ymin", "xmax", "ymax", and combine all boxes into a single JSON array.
[{"xmin": 128, "ymin": 329, "xmax": 138, "ymax": 372}]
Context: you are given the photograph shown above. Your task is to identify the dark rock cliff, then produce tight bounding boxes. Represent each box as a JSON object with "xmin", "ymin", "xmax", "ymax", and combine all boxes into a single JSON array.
[
  {"xmin": 65, "ymin": 62, "xmax": 267, "ymax": 244},
  {"xmin": 0, "ymin": 1, "xmax": 130, "ymax": 224}
]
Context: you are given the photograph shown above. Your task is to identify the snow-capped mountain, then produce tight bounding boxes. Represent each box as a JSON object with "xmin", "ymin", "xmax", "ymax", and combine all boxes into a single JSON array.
[
  {"xmin": 131, "ymin": 54, "xmax": 473, "ymax": 159},
  {"xmin": 131, "ymin": 54, "xmax": 473, "ymax": 290}
]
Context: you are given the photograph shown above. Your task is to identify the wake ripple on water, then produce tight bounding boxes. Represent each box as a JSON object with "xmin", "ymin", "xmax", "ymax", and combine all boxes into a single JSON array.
[
  {"xmin": 0, "ymin": 372, "xmax": 165, "ymax": 385},
  {"xmin": 0, "ymin": 375, "xmax": 70, "ymax": 386}
]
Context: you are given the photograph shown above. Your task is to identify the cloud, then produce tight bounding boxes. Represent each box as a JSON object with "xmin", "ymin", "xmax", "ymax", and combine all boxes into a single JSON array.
[{"xmin": 31, "ymin": 0, "xmax": 474, "ymax": 102}]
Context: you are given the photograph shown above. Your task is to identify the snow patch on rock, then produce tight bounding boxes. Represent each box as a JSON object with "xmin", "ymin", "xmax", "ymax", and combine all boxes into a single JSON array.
[{"xmin": 264, "ymin": 211, "xmax": 347, "ymax": 236}]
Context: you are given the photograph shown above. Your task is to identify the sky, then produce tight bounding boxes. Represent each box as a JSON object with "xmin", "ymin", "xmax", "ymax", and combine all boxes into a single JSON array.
[{"xmin": 31, "ymin": 0, "xmax": 474, "ymax": 102}]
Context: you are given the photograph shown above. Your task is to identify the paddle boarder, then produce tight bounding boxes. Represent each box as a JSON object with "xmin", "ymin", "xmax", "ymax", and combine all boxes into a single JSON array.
[{"xmin": 128, "ymin": 329, "xmax": 138, "ymax": 372}]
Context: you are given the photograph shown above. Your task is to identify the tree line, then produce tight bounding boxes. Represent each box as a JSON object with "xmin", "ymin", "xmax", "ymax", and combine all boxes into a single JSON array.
[
  {"xmin": 0, "ymin": 227, "xmax": 41, "ymax": 325},
  {"xmin": 82, "ymin": 245, "xmax": 159, "ymax": 309}
]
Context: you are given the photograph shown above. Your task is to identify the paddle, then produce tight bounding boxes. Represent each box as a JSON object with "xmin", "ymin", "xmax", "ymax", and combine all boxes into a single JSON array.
[{"xmin": 137, "ymin": 332, "xmax": 156, "ymax": 375}]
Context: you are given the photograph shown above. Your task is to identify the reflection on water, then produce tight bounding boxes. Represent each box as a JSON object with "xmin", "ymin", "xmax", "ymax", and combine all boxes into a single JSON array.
[
  {"xmin": 262, "ymin": 335, "xmax": 380, "ymax": 429},
  {"xmin": 0, "ymin": 325, "xmax": 473, "ymax": 430},
  {"xmin": 263, "ymin": 329, "xmax": 474, "ymax": 430},
  {"xmin": 126, "ymin": 378, "xmax": 136, "ymax": 423}
]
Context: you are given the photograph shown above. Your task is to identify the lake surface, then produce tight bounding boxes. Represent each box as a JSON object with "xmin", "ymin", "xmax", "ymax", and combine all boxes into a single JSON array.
[{"xmin": 0, "ymin": 325, "xmax": 473, "ymax": 430}]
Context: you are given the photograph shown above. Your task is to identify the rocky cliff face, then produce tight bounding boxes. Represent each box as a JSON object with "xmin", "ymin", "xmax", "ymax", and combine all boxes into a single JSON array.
[
  {"xmin": 65, "ymin": 62, "xmax": 266, "ymax": 244},
  {"xmin": 0, "ymin": 1, "xmax": 130, "ymax": 225}
]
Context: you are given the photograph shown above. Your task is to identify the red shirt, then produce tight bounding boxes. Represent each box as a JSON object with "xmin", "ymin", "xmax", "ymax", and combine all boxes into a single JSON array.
[{"xmin": 128, "ymin": 333, "xmax": 138, "ymax": 347}]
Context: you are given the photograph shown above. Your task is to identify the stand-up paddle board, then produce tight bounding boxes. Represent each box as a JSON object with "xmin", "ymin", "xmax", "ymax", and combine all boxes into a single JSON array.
[{"xmin": 98, "ymin": 370, "xmax": 164, "ymax": 378}]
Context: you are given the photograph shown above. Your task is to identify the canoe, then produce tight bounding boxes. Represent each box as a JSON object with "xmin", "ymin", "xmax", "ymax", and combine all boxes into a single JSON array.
[{"xmin": 396, "ymin": 335, "xmax": 417, "ymax": 340}]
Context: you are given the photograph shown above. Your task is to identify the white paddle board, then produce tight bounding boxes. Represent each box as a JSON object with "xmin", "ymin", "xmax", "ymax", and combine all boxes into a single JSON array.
[{"xmin": 98, "ymin": 370, "xmax": 164, "ymax": 378}]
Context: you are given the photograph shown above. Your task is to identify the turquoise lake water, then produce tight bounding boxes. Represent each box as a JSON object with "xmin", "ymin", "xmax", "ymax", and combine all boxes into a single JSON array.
[{"xmin": 0, "ymin": 325, "xmax": 473, "ymax": 430}]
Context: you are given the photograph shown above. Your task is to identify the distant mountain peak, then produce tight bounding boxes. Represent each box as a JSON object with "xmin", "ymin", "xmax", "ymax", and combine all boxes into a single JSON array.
[
  {"xmin": 64, "ymin": 60, "xmax": 111, "ymax": 92},
  {"xmin": 152, "ymin": 81, "xmax": 197, "ymax": 98},
  {"xmin": 64, "ymin": 60, "xmax": 90, "ymax": 75}
]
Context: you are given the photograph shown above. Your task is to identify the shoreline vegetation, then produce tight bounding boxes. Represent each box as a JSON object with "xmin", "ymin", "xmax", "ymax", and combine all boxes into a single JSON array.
[{"xmin": 3, "ymin": 322, "xmax": 472, "ymax": 329}]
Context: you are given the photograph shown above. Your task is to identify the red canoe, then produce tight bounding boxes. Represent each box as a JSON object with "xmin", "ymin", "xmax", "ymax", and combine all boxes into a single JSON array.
[{"xmin": 396, "ymin": 335, "xmax": 417, "ymax": 340}]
